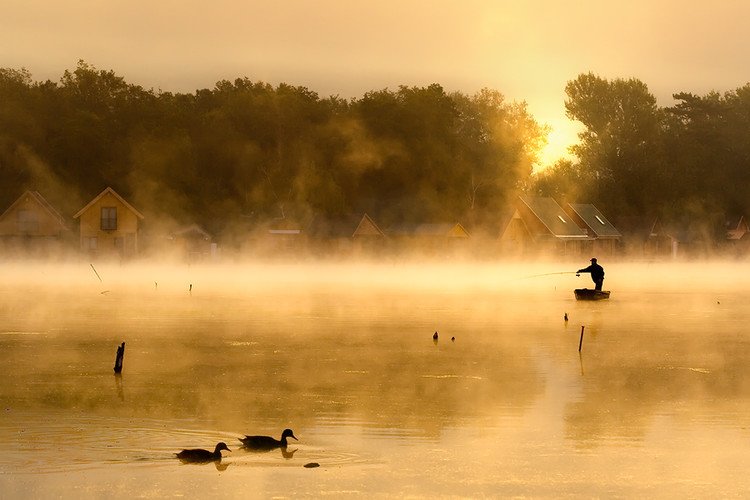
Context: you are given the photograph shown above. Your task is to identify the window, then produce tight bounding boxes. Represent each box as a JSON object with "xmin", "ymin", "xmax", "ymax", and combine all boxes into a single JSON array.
[
  {"xmin": 85, "ymin": 237, "xmax": 98, "ymax": 250},
  {"xmin": 17, "ymin": 209, "xmax": 39, "ymax": 233},
  {"xmin": 101, "ymin": 207, "xmax": 117, "ymax": 230}
]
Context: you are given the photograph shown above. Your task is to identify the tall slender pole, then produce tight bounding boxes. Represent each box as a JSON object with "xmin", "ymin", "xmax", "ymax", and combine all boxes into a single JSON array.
[{"xmin": 578, "ymin": 326, "xmax": 585, "ymax": 352}]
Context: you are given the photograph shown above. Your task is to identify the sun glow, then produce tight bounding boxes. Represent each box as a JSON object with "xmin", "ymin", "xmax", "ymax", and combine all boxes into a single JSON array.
[{"xmin": 535, "ymin": 117, "xmax": 581, "ymax": 173}]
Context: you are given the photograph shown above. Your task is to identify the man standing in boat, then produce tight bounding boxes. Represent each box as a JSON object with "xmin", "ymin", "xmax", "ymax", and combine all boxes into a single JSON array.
[{"xmin": 577, "ymin": 258, "xmax": 605, "ymax": 291}]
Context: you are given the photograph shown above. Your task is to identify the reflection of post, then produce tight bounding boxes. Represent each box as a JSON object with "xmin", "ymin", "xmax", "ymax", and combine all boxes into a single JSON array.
[
  {"xmin": 578, "ymin": 326, "xmax": 585, "ymax": 352},
  {"xmin": 115, "ymin": 371, "xmax": 124, "ymax": 401},
  {"xmin": 114, "ymin": 342, "xmax": 125, "ymax": 374},
  {"xmin": 579, "ymin": 351, "xmax": 584, "ymax": 376}
]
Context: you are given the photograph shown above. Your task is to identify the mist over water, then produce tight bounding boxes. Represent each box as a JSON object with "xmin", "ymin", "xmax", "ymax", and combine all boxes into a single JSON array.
[{"xmin": 1, "ymin": 259, "xmax": 749, "ymax": 497}]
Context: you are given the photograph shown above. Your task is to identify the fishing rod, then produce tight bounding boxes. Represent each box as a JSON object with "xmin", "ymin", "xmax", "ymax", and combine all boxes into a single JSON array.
[{"xmin": 518, "ymin": 271, "xmax": 578, "ymax": 280}]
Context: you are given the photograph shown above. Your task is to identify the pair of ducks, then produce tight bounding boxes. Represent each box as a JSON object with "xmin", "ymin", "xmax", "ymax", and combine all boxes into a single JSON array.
[{"xmin": 176, "ymin": 428, "xmax": 297, "ymax": 463}]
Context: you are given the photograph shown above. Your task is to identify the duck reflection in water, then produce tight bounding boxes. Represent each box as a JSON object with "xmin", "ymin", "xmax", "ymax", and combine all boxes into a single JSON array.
[
  {"xmin": 176, "ymin": 442, "xmax": 231, "ymax": 464},
  {"xmin": 239, "ymin": 428, "xmax": 298, "ymax": 451}
]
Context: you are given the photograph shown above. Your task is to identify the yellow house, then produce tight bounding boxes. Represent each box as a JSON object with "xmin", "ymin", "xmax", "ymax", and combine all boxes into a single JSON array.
[
  {"xmin": 73, "ymin": 187, "xmax": 144, "ymax": 258},
  {"xmin": 0, "ymin": 190, "xmax": 71, "ymax": 255}
]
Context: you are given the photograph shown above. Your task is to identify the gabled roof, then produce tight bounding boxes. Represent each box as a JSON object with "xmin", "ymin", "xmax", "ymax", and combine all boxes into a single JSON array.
[
  {"xmin": 726, "ymin": 215, "xmax": 749, "ymax": 240},
  {"xmin": 73, "ymin": 187, "xmax": 144, "ymax": 219},
  {"xmin": 567, "ymin": 203, "xmax": 621, "ymax": 238},
  {"xmin": 389, "ymin": 222, "xmax": 470, "ymax": 238},
  {"xmin": 0, "ymin": 190, "xmax": 69, "ymax": 231},
  {"xmin": 353, "ymin": 213, "xmax": 386, "ymax": 237},
  {"xmin": 518, "ymin": 196, "xmax": 587, "ymax": 239}
]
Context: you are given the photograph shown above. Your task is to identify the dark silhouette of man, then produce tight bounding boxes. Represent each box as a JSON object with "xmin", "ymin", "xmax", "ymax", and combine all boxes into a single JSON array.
[{"xmin": 577, "ymin": 258, "xmax": 605, "ymax": 291}]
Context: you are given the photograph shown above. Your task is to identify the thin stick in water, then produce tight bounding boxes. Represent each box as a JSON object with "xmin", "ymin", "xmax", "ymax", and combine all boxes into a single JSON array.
[
  {"xmin": 578, "ymin": 326, "xmax": 585, "ymax": 352},
  {"xmin": 90, "ymin": 263, "xmax": 103, "ymax": 283}
]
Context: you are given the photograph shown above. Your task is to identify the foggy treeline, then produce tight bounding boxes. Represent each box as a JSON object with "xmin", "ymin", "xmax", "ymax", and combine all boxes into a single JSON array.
[
  {"xmin": 0, "ymin": 61, "xmax": 543, "ymax": 239},
  {"xmin": 1, "ymin": 62, "xmax": 749, "ymax": 241}
]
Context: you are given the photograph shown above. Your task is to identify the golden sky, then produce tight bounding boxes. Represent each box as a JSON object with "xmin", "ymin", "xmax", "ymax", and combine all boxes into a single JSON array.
[{"xmin": 2, "ymin": 0, "xmax": 749, "ymax": 167}]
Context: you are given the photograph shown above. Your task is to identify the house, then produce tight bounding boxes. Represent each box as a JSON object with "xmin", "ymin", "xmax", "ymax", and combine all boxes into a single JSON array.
[
  {"xmin": 306, "ymin": 213, "xmax": 386, "ymax": 255},
  {"xmin": 499, "ymin": 196, "xmax": 588, "ymax": 256},
  {"xmin": 73, "ymin": 187, "xmax": 144, "ymax": 259},
  {"xmin": 168, "ymin": 224, "xmax": 216, "ymax": 262},
  {"xmin": 565, "ymin": 203, "xmax": 621, "ymax": 257},
  {"xmin": 0, "ymin": 191, "xmax": 71, "ymax": 256}
]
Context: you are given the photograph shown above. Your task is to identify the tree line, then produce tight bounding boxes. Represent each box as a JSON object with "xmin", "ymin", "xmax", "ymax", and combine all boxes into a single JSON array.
[
  {"xmin": 0, "ymin": 61, "xmax": 544, "ymax": 240},
  {"xmin": 1, "ymin": 62, "xmax": 749, "ymax": 242}
]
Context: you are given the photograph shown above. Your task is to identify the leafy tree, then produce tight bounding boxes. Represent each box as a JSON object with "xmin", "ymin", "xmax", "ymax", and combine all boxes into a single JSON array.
[
  {"xmin": 564, "ymin": 73, "xmax": 662, "ymax": 216},
  {"xmin": 663, "ymin": 88, "xmax": 750, "ymax": 217},
  {"xmin": 453, "ymin": 89, "xmax": 547, "ymax": 225}
]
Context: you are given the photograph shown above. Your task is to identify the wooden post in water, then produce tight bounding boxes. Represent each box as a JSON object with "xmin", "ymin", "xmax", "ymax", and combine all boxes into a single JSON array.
[
  {"xmin": 114, "ymin": 342, "xmax": 125, "ymax": 374},
  {"xmin": 578, "ymin": 326, "xmax": 585, "ymax": 352}
]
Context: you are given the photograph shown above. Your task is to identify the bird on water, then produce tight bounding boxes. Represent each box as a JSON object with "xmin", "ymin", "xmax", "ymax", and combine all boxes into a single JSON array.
[
  {"xmin": 239, "ymin": 428, "xmax": 298, "ymax": 450},
  {"xmin": 176, "ymin": 442, "xmax": 230, "ymax": 463}
]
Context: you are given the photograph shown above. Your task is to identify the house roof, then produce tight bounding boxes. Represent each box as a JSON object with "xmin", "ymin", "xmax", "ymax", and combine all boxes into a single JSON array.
[
  {"xmin": 567, "ymin": 203, "xmax": 621, "ymax": 238},
  {"xmin": 518, "ymin": 196, "xmax": 587, "ymax": 239},
  {"xmin": 0, "ymin": 190, "xmax": 70, "ymax": 231},
  {"xmin": 73, "ymin": 187, "xmax": 144, "ymax": 219},
  {"xmin": 353, "ymin": 213, "xmax": 386, "ymax": 237},
  {"xmin": 726, "ymin": 215, "xmax": 748, "ymax": 240}
]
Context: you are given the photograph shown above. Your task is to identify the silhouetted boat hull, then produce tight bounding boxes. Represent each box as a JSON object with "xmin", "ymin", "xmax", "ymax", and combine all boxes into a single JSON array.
[{"xmin": 574, "ymin": 288, "xmax": 610, "ymax": 301}]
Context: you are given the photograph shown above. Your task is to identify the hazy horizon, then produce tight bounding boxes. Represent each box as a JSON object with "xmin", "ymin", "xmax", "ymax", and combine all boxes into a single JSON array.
[{"xmin": 4, "ymin": 1, "xmax": 750, "ymax": 167}]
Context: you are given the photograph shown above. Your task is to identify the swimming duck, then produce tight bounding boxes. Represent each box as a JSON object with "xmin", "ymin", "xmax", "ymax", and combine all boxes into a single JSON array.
[
  {"xmin": 176, "ymin": 442, "xmax": 230, "ymax": 463},
  {"xmin": 239, "ymin": 428, "xmax": 298, "ymax": 450},
  {"xmin": 433, "ymin": 331, "xmax": 438, "ymax": 340}
]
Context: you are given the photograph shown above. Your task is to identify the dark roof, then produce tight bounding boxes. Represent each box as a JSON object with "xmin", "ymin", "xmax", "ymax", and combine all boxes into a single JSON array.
[
  {"xmin": 567, "ymin": 203, "xmax": 621, "ymax": 238},
  {"xmin": 518, "ymin": 196, "xmax": 587, "ymax": 239}
]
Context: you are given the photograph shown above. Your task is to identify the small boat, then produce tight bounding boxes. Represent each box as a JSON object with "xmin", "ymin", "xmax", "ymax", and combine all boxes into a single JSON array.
[{"xmin": 574, "ymin": 288, "xmax": 610, "ymax": 301}]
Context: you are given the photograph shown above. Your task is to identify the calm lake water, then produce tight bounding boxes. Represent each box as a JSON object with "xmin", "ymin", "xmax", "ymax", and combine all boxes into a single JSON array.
[{"xmin": 1, "ymin": 260, "xmax": 749, "ymax": 498}]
